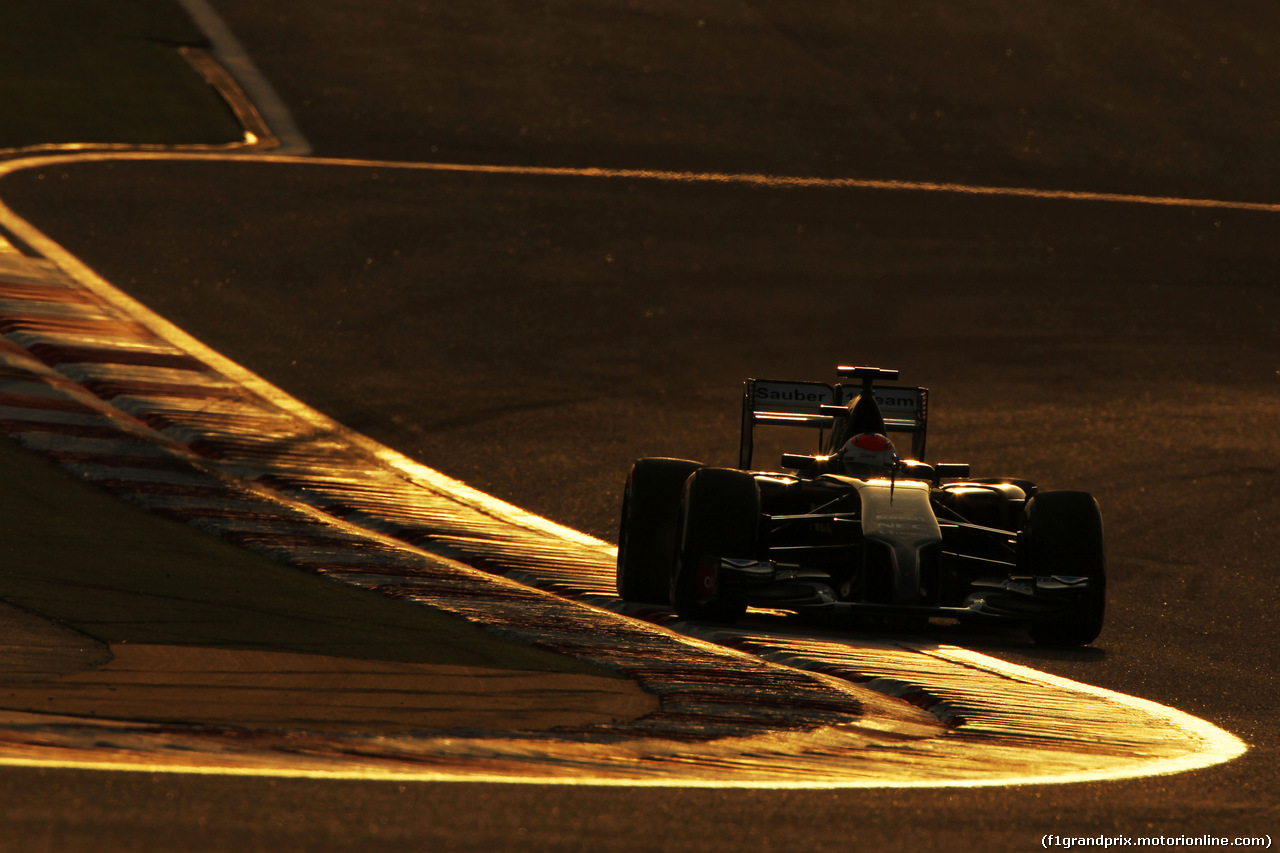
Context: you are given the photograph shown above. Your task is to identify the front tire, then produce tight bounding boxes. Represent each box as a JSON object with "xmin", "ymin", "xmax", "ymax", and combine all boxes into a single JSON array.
[
  {"xmin": 617, "ymin": 458, "xmax": 704, "ymax": 604},
  {"xmin": 671, "ymin": 468, "xmax": 757, "ymax": 623},
  {"xmin": 1019, "ymin": 491, "xmax": 1106, "ymax": 646}
]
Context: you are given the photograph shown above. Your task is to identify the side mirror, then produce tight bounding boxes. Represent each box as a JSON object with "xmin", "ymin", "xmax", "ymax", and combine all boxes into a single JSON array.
[
  {"xmin": 897, "ymin": 459, "xmax": 936, "ymax": 483},
  {"xmin": 935, "ymin": 463, "xmax": 971, "ymax": 482},
  {"xmin": 781, "ymin": 453, "xmax": 821, "ymax": 472}
]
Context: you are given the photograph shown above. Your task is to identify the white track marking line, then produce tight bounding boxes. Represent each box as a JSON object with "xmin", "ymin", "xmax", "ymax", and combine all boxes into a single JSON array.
[{"xmin": 8, "ymin": 149, "xmax": 1280, "ymax": 213}]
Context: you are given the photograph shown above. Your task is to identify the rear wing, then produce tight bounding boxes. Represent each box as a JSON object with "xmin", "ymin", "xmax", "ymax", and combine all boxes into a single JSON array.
[{"xmin": 740, "ymin": 377, "xmax": 929, "ymax": 469}]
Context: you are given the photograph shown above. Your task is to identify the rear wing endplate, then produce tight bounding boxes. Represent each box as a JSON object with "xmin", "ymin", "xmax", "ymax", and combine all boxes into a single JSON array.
[{"xmin": 740, "ymin": 378, "xmax": 929, "ymax": 469}]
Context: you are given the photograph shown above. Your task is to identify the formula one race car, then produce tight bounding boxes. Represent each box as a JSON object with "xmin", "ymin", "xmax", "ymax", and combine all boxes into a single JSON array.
[{"xmin": 616, "ymin": 365, "xmax": 1105, "ymax": 646}]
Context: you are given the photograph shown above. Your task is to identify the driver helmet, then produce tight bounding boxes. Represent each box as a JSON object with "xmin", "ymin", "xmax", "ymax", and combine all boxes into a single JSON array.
[{"xmin": 840, "ymin": 433, "xmax": 897, "ymax": 478}]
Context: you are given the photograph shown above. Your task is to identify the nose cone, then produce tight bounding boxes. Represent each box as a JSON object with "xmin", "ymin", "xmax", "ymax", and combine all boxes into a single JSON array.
[{"xmin": 857, "ymin": 480, "xmax": 942, "ymax": 604}]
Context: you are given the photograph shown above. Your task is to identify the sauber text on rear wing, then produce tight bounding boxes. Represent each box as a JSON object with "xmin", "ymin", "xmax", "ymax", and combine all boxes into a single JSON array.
[{"xmin": 740, "ymin": 377, "xmax": 928, "ymax": 469}]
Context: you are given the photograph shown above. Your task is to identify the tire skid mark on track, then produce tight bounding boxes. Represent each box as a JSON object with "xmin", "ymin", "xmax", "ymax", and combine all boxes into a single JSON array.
[{"xmin": 0, "ymin": 247, "xmax": 1246, "ymax": 785}]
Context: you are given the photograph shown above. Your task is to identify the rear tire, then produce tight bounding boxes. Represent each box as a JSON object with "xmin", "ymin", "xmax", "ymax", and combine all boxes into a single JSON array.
[
  {"xmin": 616, "ymin": 458, "xmax": 704, "ymax": 604},
  {"xmin": 1019, "ymin": 491, "xmax": 1106, "ymax": 646},
  {"xmin": 671, "ymin": 468, "xmax": 757, "ymax": 623}
]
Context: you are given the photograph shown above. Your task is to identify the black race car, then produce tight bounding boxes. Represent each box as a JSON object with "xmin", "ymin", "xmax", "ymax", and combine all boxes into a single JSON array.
[{"xmin": 616, "ymin": 365, "xmax": 1105, "ymax": 646}]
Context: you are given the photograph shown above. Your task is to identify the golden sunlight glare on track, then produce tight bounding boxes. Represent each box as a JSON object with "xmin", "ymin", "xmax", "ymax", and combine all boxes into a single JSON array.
[{"xmin": 0, "ymin": 156, "xmax": 1251, "ymax": 785}]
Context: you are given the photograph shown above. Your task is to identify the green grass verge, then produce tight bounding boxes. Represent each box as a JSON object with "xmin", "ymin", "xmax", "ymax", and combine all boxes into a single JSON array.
[
  {"xmin": 1, "ymin": 0, "xmax": 245, "ymax": 148},
  {"xmin": 0, "ymin": 435, "xmax": 613, "ymax": 676}
]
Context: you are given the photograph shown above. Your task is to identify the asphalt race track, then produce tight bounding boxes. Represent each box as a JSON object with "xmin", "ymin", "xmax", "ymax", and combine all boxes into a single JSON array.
[{"xmin": 0, "ymin": 0, "xmax": 1278, "ymax": 849}]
